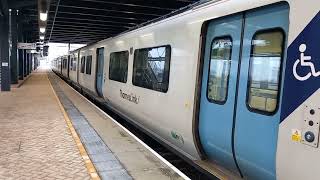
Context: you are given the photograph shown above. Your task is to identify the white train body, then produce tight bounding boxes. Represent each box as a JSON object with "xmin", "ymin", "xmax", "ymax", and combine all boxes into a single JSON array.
[{"xmin": 52, "ymin": 0, "xmax": 320, "ymax": 179}]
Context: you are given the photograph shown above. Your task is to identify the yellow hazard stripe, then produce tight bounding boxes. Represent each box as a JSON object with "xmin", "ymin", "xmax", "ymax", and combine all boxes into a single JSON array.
[{"xmin": 47, "ymin": 74, "xmax": 100, "ymax": 180}]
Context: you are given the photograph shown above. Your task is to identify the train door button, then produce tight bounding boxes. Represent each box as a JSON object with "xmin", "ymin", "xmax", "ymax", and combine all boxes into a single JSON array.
[
  {"xmin": 309, "ymin": 120, "xmax": 314, "ymax": 126},
  {"xmin": 302, "ymin": 105, "xmax": 319, "ymax": 147},
  {"xmin": 305, "ymin": 131, "xmax": 315, "ymax": 142},
  {"xmin": 310, "ymin": 109, "xmax": 315, "ymax": 115}
]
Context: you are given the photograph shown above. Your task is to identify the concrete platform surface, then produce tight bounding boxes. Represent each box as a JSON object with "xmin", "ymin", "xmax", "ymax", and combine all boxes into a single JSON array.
[
  {"xmin": 0, "ymin": 69, "xmax": 91, "ymax": 180},
  {"xmin": 49, "ymin": 71, "xmax": 185, "ymax": 180}
]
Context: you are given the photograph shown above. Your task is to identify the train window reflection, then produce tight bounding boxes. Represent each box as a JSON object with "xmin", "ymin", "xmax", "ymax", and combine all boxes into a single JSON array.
[
  {"xmin": 247, "ymin": 30, "xmax": 284, "ymax": 113},
  {"xmin": 109, "ymin": 51, "xmax": 129, "ymax": 83},
  {"xmin": 133, "ymin": 46, "xmax": 171, "ymax": 93},
  {"xmin": 207, "ymin": 37, "xmax": 232, "ymax": 103},
  {"xmin": 85, "ymin": 56, "xmax": 92, "ymax": 75}
]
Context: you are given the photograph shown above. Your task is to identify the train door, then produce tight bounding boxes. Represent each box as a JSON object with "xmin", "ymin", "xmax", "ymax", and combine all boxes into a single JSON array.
[
  {"xmin": 96, "ymin": 47, "xmax": 104, "ymax": 97},
  {"xmin": 234, "ymin": 4, "xmax": 288, "ymax": 180},
  {"xmin": 199, "ymin": 3, "xmax": 289, "ymax": 179},
  {"xmin": 198, "ymin": 14, "xmax": 243, "ymax": 176}
]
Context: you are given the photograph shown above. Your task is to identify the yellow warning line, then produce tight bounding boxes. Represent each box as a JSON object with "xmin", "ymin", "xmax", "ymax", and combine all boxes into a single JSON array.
[{"xmin": 47, "ymin": 74, "xmax": 100, "ymax": 180}]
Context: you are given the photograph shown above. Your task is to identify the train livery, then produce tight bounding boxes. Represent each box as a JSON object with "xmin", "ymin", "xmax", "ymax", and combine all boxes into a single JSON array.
[{"xmin": 52, "ymin": 0, "xmax": 320, "ymax": 179}]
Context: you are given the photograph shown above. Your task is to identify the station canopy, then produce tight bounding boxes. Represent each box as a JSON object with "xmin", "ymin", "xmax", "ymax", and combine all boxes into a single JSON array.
[{"xmin": 37, "ymin": 0, "xmax": 201, "ymax": 44}]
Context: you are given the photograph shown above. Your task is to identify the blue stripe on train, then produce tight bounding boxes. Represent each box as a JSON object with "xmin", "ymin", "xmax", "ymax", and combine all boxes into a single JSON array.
[{"xmin": 280, "ymin": 11, "xmax": 320, "ymax": 122}]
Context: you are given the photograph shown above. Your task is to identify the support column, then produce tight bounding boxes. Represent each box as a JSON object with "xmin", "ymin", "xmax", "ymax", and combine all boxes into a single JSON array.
[
  {"xmin": 30, "ymin": 54, "xmax": 32, "ymax": 73},
  {"xmin": 26, "ymin": 53, "xmax": 30, "ymax": 75},
  {"xmin": 23, "ymin": 49, "xmax": 27, "ymax": 77},
  {"xmin": 34, "ymin": 56, "xmax": 37, "ymax": 70},
  {"xmin": 26, "ymin": 53, "xmax": 30, "ymax": 76},
  {"xmin": 10, "ymin": 9, "xmax": 18, "ymax": 84},
  {"xmin": 18, "ymin": 10, "xmax": 24, "ymax": 80},
  {"xmin": 0, "ymin": 13, "xmax": 10, "ymax": 91},
  {"xmin": 18, "ymin": 47, "xmax": 24, "ymax": 80}
]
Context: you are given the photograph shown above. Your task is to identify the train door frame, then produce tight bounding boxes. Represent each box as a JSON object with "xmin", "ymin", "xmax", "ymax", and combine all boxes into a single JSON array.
[
  {"xmin": 197, "ymin": 13, "xmax": 244, "ymax": 177},
  {"xmin": 195, "ymin": 2, "xmax": 289, "ymax": 180},
  {"xmin": 95, "ymin": 47, "xmax": 105, "ymax": 97}
]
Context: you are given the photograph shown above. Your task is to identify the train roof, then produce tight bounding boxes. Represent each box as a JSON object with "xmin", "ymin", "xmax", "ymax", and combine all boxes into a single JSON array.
[{"xmin": 69, "ymin": 0, "xmax": 285, "ymax": 53}]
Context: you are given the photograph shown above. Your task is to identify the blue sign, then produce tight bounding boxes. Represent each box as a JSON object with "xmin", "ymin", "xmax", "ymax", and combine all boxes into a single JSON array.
[{"xmin": 281, "ymin": 11, "xmax": 320, "ymax": 122}]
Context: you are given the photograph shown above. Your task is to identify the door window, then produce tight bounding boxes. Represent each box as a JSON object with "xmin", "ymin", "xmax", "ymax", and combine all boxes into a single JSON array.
[
  {"xmin": 73, "ymin": 57, "xmax": 77, "ymax": 71},
  {"xmin": 70, "ymin": 58, "xmax": 73, "ymax": 70},
  {"xmin": 247, "ymin": 30, "xmax": 284, "ymax": 113},
  {"xmin": 207, "ymin": 37, "xmax": 232, "ymax": 103},
  {"xmin": 85, "ymin": 56, "xmax": 92, "ymax": 75},
  {"xmin": 80, "ymin": 56, "xmax": 85, "ymax": 73}
]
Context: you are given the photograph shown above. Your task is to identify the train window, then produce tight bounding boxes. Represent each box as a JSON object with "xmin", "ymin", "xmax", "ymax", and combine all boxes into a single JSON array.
[
  {"xmin": 63, "ymin": 59, "xmax": 65, "ymax": 69},
  {"xmin": 207, "ymin": 37, "xmax": 232, "ymax": 104},
  {"xmin": 73, "ymin": 57, "xmax": 77, "ymax": 71},
  {"xmin": 80, "ymin": 56, "xmax": 85, "ymax": 73},
  {"xmin": 133, "ymin": 45, "xmax": 171, "ymax": 93},
  {"xmin": 62, "ymin": 59, "xmax": 65, "ymax": 69},
  {"xmin": 64, "ymin": 58, "xmax": 68, "ymax": 69},
  {"xmin": 247, "ymin": 30, "xmax": 284, "ymax": 113},
  {"xmin": 109, "ymin": 51, "xmax": 129, "ymax": 83},
  {"xmin": 85, "ymin": 55, "xmax": 92, "ymax": 75},
  {"xmin": 69, "ymin": 57, "xmax": 73, "ymax": 70},
  {"xmin": 58, "ymin": 59, "xmax": 61, "ymax": 69}
]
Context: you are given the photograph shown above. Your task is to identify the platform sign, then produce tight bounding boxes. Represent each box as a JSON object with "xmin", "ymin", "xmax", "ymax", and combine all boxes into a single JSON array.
[
  {"xmin": 1, "ymin": 62, "xmax": 9, "ymax": 67},
  {"xmin": 27, "ymin": 50, "xmax": 38, "ymax": 54},
  {"xmin": 18, "ymin": 43, "xmax": 36, "ymax": 50}
]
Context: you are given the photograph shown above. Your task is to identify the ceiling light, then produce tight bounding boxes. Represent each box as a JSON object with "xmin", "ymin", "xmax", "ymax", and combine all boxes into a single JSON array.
[
  {"xmin": 40, "ymin": 12, "xmax": 47, "ymax": 21},
  {"xmin": 40, "ymin": 27, "xmax": 46, "ymax": 33},
  {"xmin": 40, "ymin": 36, "xmax": 45, "ymax": 40}
]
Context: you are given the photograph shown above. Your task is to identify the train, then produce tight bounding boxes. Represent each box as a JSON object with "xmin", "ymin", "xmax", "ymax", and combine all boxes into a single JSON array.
[{"xmin": 52, "ymin": 0, "xmax": 320, "ymax": 179}]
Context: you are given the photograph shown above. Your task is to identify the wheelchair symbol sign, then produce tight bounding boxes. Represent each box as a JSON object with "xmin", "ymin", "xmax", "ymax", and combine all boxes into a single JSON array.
[{"xmin": 293, "ymin": 44, "xmax": 320, "ymax": 81}]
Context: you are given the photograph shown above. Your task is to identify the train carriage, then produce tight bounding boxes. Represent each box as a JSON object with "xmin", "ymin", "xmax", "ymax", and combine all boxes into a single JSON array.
[{"xmin": 52, "ymin": 0, "xmax": 320, "ymax": 179}]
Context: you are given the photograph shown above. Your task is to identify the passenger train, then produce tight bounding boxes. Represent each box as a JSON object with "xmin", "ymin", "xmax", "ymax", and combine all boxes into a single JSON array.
[{"xmin": 52, "ymin": 0, "xmax": 320, "ymax": 179}]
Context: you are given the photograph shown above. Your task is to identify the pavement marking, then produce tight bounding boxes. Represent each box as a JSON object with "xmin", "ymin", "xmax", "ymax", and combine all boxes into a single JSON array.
[
  {"xmin": 47, "ymin": 75, "xmax": 101, "ymax": 180},
  {"xmin": 54, "ymin": 73, "xmax": 191, "ymax": 180}
]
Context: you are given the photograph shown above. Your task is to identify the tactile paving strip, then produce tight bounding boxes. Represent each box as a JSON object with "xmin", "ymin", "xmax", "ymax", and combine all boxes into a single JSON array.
[{"xmin": 48, "ymin": 73, "xmax": 132, "ymax": 180}]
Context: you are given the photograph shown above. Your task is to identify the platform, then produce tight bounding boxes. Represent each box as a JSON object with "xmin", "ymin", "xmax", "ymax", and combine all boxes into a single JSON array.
[
  {"xmin": 0, "ymin": 68, "xmax": 185, "ymax": 180},
  {"xmin": 0, "ymin": 69, "xmax": 91, "ymax": 179}
]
